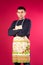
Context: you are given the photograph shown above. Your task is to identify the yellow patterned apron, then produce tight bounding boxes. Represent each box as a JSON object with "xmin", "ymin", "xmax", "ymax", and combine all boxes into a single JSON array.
[{"xmin": 12, "ymin": 36, "xmax": 30, "ymax": 63}]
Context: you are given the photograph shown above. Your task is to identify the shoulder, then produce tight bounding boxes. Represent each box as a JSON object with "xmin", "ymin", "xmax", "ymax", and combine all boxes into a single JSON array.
[
  {"xmin": 12, "ymin": 20, "xmax": 17, "ymax": 24},
  {"xmin": 11, "ymin": 20, "xmax": 17, "ymax": 25},
  {"xmin": 25, "ymin": 18, "xmax": 31, "ymax": 22},
  {"xmin": 25, "ymin": 18, "xmax": 31, "ymax": 24}
]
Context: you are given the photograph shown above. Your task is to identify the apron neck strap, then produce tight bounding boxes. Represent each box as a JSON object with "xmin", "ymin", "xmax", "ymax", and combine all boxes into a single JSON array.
[{"xmin": 15, "ymin": 19, "xmax": 25, "ymax": 26}]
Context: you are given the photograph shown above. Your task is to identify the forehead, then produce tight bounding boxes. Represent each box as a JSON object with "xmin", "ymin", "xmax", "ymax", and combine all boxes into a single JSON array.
[{"xmin": 17, "ymin": 9, "xmax": 25, "ymax": 12}]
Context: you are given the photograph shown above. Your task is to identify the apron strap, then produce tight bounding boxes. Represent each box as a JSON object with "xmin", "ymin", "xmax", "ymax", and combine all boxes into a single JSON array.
[{"xmin": 15, "ymin": 19, "xmax": 25, "ymax": 27}]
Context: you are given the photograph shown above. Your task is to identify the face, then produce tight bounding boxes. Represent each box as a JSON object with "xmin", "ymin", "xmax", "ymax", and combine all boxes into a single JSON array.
[{"xmin": 17, "ymin": 9, "xmax": 26, "ymax": 19}]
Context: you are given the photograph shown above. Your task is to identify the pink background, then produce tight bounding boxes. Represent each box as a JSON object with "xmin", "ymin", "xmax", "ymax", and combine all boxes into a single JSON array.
[{"xmin": 0, "ymin": 0, "xmax": 43, "ymax": 65}]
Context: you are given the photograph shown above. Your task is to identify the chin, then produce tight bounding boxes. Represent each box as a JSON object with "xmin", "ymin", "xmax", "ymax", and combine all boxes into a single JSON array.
[{"xmin": 19, "ymin": 17, "xmax": 23, "ymax": 19}]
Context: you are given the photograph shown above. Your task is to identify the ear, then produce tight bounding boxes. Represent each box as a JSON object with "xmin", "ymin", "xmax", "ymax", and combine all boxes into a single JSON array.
[
  {"xmin": 24, "ymin": 11, "xmax": 26, "ymax": 15},
  {"xmin": 16, "ymin": 12, "xmax": 18, "ymax": 15}
]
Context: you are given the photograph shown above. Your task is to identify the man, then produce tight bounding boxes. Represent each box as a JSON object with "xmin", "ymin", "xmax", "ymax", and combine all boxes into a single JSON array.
[{"xmin": 8, "ymin": 6, "xmax": 31, "ymax": 65}]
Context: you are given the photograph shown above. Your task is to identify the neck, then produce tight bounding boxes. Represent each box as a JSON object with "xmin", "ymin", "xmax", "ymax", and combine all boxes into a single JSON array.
[{"xmin": 19, "ymin": 17, "xmax": 25, "ymax": 20}]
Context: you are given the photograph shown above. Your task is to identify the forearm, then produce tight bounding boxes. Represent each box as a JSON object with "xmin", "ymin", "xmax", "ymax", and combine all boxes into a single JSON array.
[{"xmin": 8, "ymin": 28, "xmax": 19, "ymax": 36}]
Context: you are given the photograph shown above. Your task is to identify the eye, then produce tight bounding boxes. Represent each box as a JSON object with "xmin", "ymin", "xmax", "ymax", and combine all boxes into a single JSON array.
[
  {"xmin": 21, "ymin": 11, "xmax": 23, "ymax": 13},
  {"xmin": 18, "ymin": 12, "xmax": 20, "ymax": 13}
]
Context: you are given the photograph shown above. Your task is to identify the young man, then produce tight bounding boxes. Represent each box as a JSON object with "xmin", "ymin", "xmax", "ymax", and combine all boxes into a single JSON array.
[{"xmin": 8, "ymin": 6, "xmax": 31, "ymax": 65}]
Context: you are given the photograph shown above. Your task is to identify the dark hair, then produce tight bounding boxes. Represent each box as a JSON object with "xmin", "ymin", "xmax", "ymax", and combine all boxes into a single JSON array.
[{"xmin": 17, "ymin": 6, "xmax": 26, "ymax": 11}]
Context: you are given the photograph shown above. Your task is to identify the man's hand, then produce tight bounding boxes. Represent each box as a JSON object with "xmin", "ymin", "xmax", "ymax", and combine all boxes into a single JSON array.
[{"xmin": 13, "ymin": 25, "xmax": 22, "ymax": 30}]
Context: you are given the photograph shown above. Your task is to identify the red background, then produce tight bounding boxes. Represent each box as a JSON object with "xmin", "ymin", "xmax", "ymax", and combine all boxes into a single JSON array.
[{"xmin": 0, "ymin": 0, "xmax": 43, "ymax": 65}]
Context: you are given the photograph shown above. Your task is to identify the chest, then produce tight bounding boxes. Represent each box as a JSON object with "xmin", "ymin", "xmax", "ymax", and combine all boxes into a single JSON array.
[{"xmin": 15, "ymin": 20, "xmax": 24, "ymax": 29}]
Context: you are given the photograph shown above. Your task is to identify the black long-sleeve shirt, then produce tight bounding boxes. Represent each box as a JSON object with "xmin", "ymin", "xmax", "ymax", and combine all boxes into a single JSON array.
[{"xmin": 8, "ymin": 18, "xmax": 31, "ymax": 38}]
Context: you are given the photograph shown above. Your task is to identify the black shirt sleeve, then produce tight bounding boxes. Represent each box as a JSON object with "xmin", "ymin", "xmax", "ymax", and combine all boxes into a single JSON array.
[
  {"xmin": 8, "ymin": 21, "xmax": 19, "ymax": 36},
  {"xmin": 17, "ymin": 19, "xmax": 31, "ymax": 37}
]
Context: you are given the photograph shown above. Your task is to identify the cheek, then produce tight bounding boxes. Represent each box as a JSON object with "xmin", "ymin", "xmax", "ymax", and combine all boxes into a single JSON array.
[
  {"xmin": 22, "ymin": 13, "xmax": 25, "ymax": 16},
  {"xmin": 17, "ymin": 14, "xmax": 20, "ymax": 17}
]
